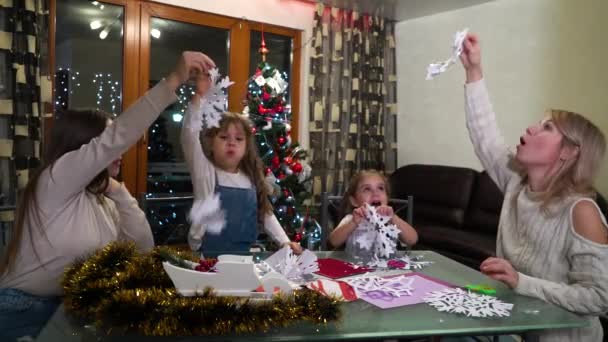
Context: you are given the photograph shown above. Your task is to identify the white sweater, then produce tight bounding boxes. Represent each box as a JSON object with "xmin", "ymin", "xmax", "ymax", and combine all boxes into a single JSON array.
[
  {"xmin": 465, "ymin": 79, "xmax": 608, "ymax": 342},
  {"xmin": 180, "ymin": 104, "xmax": 289, "ymax": 251}
]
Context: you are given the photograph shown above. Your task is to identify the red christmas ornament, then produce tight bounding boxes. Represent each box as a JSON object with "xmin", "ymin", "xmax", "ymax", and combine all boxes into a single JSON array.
[
  {"xmin": 194, "ymin": 258, "xmax": 218, "ymax": 272},
  {"xmin": 265, "ymin": 167, "xmax": 272, "ymax": 175},
  {"xmin": 291, "ymin": 162, "xmax": 303, "ymax": 174},
  {"xmin": 278, "ymin": 136, "xmax": 286, "ymax": 145},
  {"xmin": 278, "ymin": 172, "xmax": 286, "ymax": 180},
  {"xmin": 284, "ymin": 156, "xmax": 293, "ymax": 165},
  {"xmin": 274, "ymin": 105, "xmax": 284, "ymax": 113},
  {"xmin": 251, "ymin": 126, "xmax": 257, "ymax": 134},
  {"xmin": 255, "ymin": 68, "xmax": 262, "ymax": 76},
  {"xmin": 283, "ymin": 189, "xmax": 290, "ymax": 197},
  {"xmin": 271, "ymin": 156, "xmax": 280, "ymax": 169},
  {"xmin": 262, "ymin": 92, "xmax": 271, "ymax": 101},
  {"xmin": 294, "ymin": 232, "xmax": 303, "ymax": 242},
  {"xmin": 258, "ymin": 104, "xmax": 267, "ymax": 115}
]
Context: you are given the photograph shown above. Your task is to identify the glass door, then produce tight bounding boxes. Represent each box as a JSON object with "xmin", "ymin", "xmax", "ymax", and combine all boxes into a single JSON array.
[{"xmin": 139, "ymin": 3, "xmax": 234, "ymax": 244}]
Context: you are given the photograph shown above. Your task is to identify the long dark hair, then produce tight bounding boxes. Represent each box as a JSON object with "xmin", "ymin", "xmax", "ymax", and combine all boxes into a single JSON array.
[
  {"xmin": 202, "ymin": 112, "xmax": 272, "ymax": 223},
  {"xmin": 0, "ymin": 109, "xmax": 112, "ymax": 276}
]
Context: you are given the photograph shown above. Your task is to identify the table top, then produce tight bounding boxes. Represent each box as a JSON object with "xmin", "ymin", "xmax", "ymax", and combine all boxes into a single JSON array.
[{"xmin": 36, "ymin": 250, "xmax": 587, "ymax": 341}]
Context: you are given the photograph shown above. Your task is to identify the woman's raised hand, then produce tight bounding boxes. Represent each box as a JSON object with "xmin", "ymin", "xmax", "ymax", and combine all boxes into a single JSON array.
[
  {"xmin": 167, "ymin": 51, "xmax": 215, "ymax": 92},
  {"xmin": 459, "ymin": 33, "xmax": 483, "ymax": 82}
]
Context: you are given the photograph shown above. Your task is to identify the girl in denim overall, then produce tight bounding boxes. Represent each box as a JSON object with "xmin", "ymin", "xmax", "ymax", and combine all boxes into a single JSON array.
[{"xmin": 181, "ymin": 81, "xmax": 301, "ymax": 257}]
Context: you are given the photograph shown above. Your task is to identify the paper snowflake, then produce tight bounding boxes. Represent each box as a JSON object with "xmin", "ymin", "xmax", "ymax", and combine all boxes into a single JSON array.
[
  {"xmin": 345, "ymin": 275, "xmax": 415, "ymax": 298},
  {"xmin": 423, "ymin": 288, "xmax": 513, "ymax": 318},
  {"xmin": 199, "ymin": 68, "xmax": 234, "ymax": 129},
  {"xmin": 189, "ymin": 193, "xmax": 225, "ymax": 235},
  {"xmin": 263, "ymin": 246, "xmax": 319, "ymax": 281},
  {"xmin": 355, "ymin": 205, "xmax": 401, "ymax": 261},
  {"xmin": 426, "ymin": 28, "xmax": 469, "ymax": 80},
  {"xmin": 391, "ymin": 255, "xmax": 434, "ymax": 270}
]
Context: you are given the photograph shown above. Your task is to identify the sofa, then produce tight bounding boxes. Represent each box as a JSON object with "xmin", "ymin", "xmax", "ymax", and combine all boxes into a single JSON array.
[
  {"xmin": 389, "ymin": 164, "xmax": 501, "ymax": 268},
  {"xmin": 389, "ymin": 164, "xmax": 608, "ymax": 269}
]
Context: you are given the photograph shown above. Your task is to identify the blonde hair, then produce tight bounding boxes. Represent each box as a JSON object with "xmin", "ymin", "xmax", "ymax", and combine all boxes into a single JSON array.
[
  {"xmin": 341, "ymin": 169, "xmax": 390, "ymax": 215},
  {"xmin": 202, "ymin": 112, "xmax": 272, "ymax": 222},
  {"xmin": 521, "ymin": 109, "xmax": 606, "ymax": 208}
]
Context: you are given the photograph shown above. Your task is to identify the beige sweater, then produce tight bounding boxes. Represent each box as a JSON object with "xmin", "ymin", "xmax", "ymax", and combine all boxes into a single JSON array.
[
  {"xmin": 0, "ymin": 80, "xmax": 178, "ymax": 297},
  {"xmin": 465, "ymin": 79, "xmax": 608, "ymax": 341}
]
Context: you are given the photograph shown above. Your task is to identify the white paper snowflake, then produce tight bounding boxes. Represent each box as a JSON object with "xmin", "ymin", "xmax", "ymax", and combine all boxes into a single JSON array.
[
  {"xmin": 426, "ymin": 28, "xmax": 469, "ymax": 80},
  {"xmin": 263, "ymin": 246, "xmax": 319, "ymax": 281},
  {"xmin": 395, "ymin": 255, "xmax": 434, "ymax": 270},
  {"xmin": 199, "ymin": 68, "xmax": 234, "ymax": 129},
  {"xmin": 423, "ymin": 288, "xmax": 513, "ymax": 318},
  {"xmin": 189, "ymin": 194, "xmax": 225, "ymax": 235},
  {"xmin": 345, "ymin": 275, "xmax": 415, "ymax": 298},
  {"xmin": 355, "ymin": 204, "xmax": 401, "ymax": 261}
]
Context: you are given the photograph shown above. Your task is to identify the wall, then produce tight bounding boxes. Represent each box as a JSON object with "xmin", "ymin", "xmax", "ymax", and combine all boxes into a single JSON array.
[
  {"xmin": 152, "ymin": 0, "xmax": 316, "ymax": 148},
  {"xmin": 395, "ymin": 0, "xmax": 608, "ymax": 195}
]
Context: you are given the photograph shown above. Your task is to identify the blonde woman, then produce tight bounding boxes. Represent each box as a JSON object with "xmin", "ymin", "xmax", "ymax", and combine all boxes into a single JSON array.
[{"xmin": 461, "ymin": 33, "xmax": 608, "ymax": 341}]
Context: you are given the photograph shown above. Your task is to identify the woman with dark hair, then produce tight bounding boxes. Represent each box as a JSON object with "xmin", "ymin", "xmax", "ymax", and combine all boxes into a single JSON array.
[{"xmin": 0, "ymin": 51, "xmax": 215, "ymax": 340}]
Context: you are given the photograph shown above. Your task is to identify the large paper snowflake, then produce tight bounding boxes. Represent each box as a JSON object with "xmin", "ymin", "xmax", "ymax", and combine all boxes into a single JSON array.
[
  {"xmin": 344, "ymin": 275, "xmax": 415, "ymax": 298},
  {"xmin": 423, "ymin": 288, "xmax": 513, "ymax": 318},
  {"xmin": 426, "ymin": 28, "xmax": 469, "ymax": 80},
  {"xmin": 263, "ymin": 246, "xmax": 319, "ymax": 281},
  {"xmin": 199, "ymin": 68, "xmax": 234, "ymax": 128},
  {"xmin": 355, "ymin": 205, "xmax": 401, "ymax": 261}
]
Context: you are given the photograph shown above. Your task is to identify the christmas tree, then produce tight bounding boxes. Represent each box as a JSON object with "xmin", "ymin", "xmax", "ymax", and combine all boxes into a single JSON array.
[{"xmin": 244, "ymin": 40, "xmax": 320, "ymax": 249}]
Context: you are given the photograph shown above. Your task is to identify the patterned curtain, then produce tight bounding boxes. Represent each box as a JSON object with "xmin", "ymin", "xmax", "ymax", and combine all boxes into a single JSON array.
[
  {"xmin": 308, "ymin": 3, "xmax": 398, "ymax": 199},
  {"xmin": 0, "ymin": 0, "xmax": 49, "ymax": 247}
]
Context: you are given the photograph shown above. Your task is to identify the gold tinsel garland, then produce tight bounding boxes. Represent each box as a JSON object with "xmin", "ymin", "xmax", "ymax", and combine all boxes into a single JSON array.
[{"xmin": 62, "ymin": 242, "xmax": 341, "ymax": 336}]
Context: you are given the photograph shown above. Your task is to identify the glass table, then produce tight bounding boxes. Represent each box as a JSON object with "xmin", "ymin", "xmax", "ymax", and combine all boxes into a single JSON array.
[{"xmin": 36, "ymin": 251, "xmax": 587, "ymax": 341}]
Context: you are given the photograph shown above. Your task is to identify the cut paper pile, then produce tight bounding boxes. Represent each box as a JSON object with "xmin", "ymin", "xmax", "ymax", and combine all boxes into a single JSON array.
[{"xmin": 263, "ymin": 246, "xmax": 319, "ymax": 281}]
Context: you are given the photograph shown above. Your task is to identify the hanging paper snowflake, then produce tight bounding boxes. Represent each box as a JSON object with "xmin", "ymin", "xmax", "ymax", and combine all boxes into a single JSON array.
[
  {"xmin": 423, "ymin": 288, "xmax": 514, "ymax": 318},
  {"xmin": 355, "ymin": 204, "xmax": 401, "ymax": 261},
  {"xmin": 199, "ymin": 68, "xmax": 234, "ymax": 129}
]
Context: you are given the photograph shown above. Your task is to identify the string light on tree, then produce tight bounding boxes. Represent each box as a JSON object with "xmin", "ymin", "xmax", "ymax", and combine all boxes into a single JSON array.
[{"xmin": 244, "ymin": 31, "xmax": 319, "ymax": 249}]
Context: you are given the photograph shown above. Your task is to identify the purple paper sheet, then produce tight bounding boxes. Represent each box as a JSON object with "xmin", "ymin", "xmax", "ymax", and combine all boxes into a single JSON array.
[{"xmin": 359, "ymin": 272, "xmax": 454, "ymax": 309}]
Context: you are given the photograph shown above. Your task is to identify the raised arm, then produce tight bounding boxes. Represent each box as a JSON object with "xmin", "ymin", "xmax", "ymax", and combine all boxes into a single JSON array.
[
  {"xmin": 461, "ymin": 34, "xmax": 518, "ymax": 192},
  {"xmin": 180, "ymin": 96, "xmax": 216, "ymax": 200},
  {"xmin": 46, "ymin": 52, "xmax": 216, "ymax": 203}
]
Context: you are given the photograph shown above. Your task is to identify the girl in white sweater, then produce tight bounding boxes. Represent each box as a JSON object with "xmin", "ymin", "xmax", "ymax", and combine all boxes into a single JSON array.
[{"xmin": 461, "ymin": 33, "xmax": 608, "ymax": 341}]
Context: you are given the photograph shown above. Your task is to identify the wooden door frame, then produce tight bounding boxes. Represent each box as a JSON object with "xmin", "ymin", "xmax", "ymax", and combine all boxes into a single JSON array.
[{"xmin": 49, "ymin": 0, "xmax": 303, "ymax": 196}]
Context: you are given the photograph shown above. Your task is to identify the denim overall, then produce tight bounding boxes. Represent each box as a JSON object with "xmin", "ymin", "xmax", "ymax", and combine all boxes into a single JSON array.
[
  {"xmin": 200, "ymin": 181, "xmax": 258, "ymax": 257},
  {"xmin": 0, "ymin": 288, "xmax": 61, "ymax": 340}
]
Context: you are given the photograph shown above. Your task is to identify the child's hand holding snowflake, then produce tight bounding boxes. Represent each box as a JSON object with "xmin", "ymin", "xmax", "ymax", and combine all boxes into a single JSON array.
[
  {"xmin": 194, "ymin": 70, "xmax": 212, "ymax": 96},
  {"xmin": 352, "ymin": 206, "xmax": 366, "ymax": 225},
  {"xmin": 375, "ymin": 205, "xmax": 394, "ymax": 218}
]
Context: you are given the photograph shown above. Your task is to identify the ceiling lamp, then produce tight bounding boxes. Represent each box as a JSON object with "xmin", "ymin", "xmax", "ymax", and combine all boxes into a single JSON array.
[
  {"xmin": 90, "ymin": 20, "xmax": 102, "ymax": 30},
  {"xmin": 150, "ymin": 28, "xmax": 161, "ymax": 39}
]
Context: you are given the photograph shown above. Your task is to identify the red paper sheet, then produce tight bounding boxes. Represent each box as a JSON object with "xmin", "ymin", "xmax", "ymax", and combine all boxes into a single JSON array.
[{"xmin": 315, "ymin": 258, "xmax": 373, "ymax": 279}]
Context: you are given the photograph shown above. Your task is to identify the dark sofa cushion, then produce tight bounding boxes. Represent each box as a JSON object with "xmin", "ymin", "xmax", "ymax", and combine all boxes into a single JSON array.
[
  {"xmin": 416, "ymin": 224, "xmax": 496, "ymax": 263},
  {"xmin": 390, "ymin": 164, "xmax": 476, "ymax": 228},
  {"xmin": 463, "ymin": 171, "xmax": 504, "ymax": 234}
]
